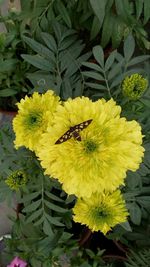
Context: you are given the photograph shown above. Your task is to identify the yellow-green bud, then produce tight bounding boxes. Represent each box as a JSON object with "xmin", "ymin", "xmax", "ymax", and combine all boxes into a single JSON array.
[
  {"xmin": 122, "ymin": 74, "xmax": 148, "ymax": 100},
  {"xmin": 5, "ymin": 170, "xmax": 27, "ymax": 190}
]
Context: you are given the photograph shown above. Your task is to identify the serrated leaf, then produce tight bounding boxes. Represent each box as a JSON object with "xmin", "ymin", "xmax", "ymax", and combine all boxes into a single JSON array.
[
  {"xmin": 61, "ymin": 78, "xmax": 72, "ymax": 99},
  {"xmin": 44, "ymin": 200, "xmax": 67, "ymax": 213},
  {"xmin": 110, "ymin": 74, "xmax": 124, "ymax": 89},
  {"xmin": 41, "ymin": 32, "xmax": 57, "ymax": 51},
  {"xmin": 128, "ymin": 55, "xmax": 150, "ymax": 67},
  {"xmin": 101, "ymin": 12, "xmax": 113, "ymax": 48},
  {"xmin": 90, "ymin": 16, "xmax": 101, "ymax": 40},
  {"xmin": 43, "ymin": 218, "xmax": 53, "ymax": 236},
  {"xmin": 108, "ymin": 61, "xmax": 123, "ymax": 80},
  {"xmin": 105, "ymin": 50, "xmax": 117, "ymax": 71},
  {"xmin": 82, "ymin": 71, "xmax": 104, "ymax": 80},
  {"xmin": 22, "ymin": 191, "xmax": 40, "ymax": 202},
  {"xmin": 55, "ymin": 0, "xmax": 72, "ymax": 28},
  {"xmin": 124, "ymin": 35, "xmax": 135, "ymax": 62},
  {"xmin": 59, "ymin": 35, "xmax": 77, "ymax": 51},
  {"xmin": 0, "ymin": 89, "xmax": 17, "ymax": 97},
  {"xmin": 136, "ymin": 196, "xmax": 150, "ymax": 208},
  {"xmin": 85, "ymin": 82, "xmax": 107, "ymax": 90},
  {"xmin": 22, "ymin": 55, "xmax": 53, "ymax": 71},
  {"xmin": 26, "ymin": 209, "xmax": 42, "ymax": 224},
  {"xmin": 90, "ymin": 0, "xmax": 107, "ymax": 27},
  {"xmin": 34, "ymin": 216, "xmax": 44, "ymax": 226},
  {"xmin": 128, "ymin": 202, "xmax": 142, "ymax": 225},
  {"xmin": 45, "ymin": 191, "xmax": 64, "ymax": 203},
  {"xmin": 22, "ymin": 199, "xmax": 41, "ymax": 212},
  {"xmin": 144, "ymin": 0, "xmax": 150, "ymax": 24},
  {"xmin": 0, "ymin": 59, "xmax": 18, "ymax": 72},
  {"xmin": 22, "ymin": 36, "xmax": 55, "ymax": 62},
  {"xmin": 120, "ymin": 221, "xmax": 132, "ymax": 232},
  {"xmin": 45, "ymin": 213, "xmax": 64, "ymax": 227},
  {"xmin": 82, "ymin": 62, "xmax": 104, "ymax": 73},
  {"xmin": 93, "ymin": 46, "xmax": 104, "ymax": 68},
  {"xmin": 136, "ymin": 0, "xmax": 144, "ymax": 19}
]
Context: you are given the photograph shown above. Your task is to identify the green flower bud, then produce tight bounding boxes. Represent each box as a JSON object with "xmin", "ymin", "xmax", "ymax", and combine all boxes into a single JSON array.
[
  {"xmin": 122, "ymin": 74, "xmax": 148, "ymax": 100},
  {"xmin": 5, "ymin": 170, "xmax": 27, "ymax": 190}
]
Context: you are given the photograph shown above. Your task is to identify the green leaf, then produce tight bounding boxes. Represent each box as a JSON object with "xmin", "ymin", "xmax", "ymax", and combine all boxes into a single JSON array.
[
  {"xmin": 111, "ymin": 18, "xmax": 125, "ymax": 48},
  {"xmin": 144, "ymin": 0, "xmax": 150, "ymax": 24},
  {"xmin": 136, "ymin": 196, "xmax": 150, "ymax": 208},
  {"xmin": 0, "ymin": 89, "xmax": 17, "ymax": 97},
  {"xmin": 22, "ymin": 199, "xmax": 41, "ymax": 212},
  {"xmin": 45, "ymin": 191, "xmax": 64, "ymax": 203},
  {"xmin": 22, "ymin": 36, "xmax": 55, "ymax": 62},
  {"xmin": 27, "ymin": 71, "xmax": 55, "ymax": 89},
  {"xmin": 55, "ymin": 0, "xmax": 72, "ymax": 28},
  {"xmin": 90, "ymin": 0, "xmax": 107, "ymax": 27},
  {"xmin": 82, "ymin": 71, "xmax": 104, "ymax": 81},
  {"xmin": 85, "ymin": 82, "xmax": 107, "ymax": 90},
  {"xmin": 101, "ymin": 12, "xmax": 113, "ymax": 48},
  {"xmin": 128, "ymin": 202, "xmax": 142, "ymax": 225},
  {"xmin": 41, "ymin": 32, "xmax": 57, "ymax": 51},
  {"xmin": 135, "ymin": 0, "xmax": 144, "ymax": 19},
  {"xmin": 82, "ymin": 62, "xmax": 103, "ymax": 73},
  {"xmin": 22, "ymin": 191, "xmax": 40, "ymax": 202},
  {"xmin": 110, "ymin": 74, "xmax": 124, "ymax": 89},
  {"xmin": 105, "ymin": 50, "xmax": 117, "ymax": 71},
  {"xmin": 93, "ymin": 46, "xmax": 104, "ymax": 68},
  {"xmin": 26, "ymin": 209, "xmax": 42, "ymax": 224},
  {"xmin": 62, "ymin": 78, "xmax": 73, "ymax": 99},
  {"xmin": 90, "ymin": 16, "xmax": 101, "ymax": 40},
  {"xmin": 120, "ymin": 221, "xmax": 132, "ymax": 232},
  {"xmin": 45, "ymin": 213, "xmax": 64, "ymax": 227},
  {"xmin": 108, "ymin": 61, "xmax": 123, "ymax": 80},
  {"xmin": 22, "ymin": 55, "xmax": 53, "ymax": 71},
  {"xmin": 43, "ymin": 218, "xmax": 53, "ymax": 236},
  {"xmin": 124, "ymin": 35, "xmax": 135, "ymax": 61},
  {"xmin": 128, "ymin": 55, "xmax": 150, "ymax": 67},
  {"xmin": 44, "ymin": 200, "xmax": 67, "ymax": 213}
]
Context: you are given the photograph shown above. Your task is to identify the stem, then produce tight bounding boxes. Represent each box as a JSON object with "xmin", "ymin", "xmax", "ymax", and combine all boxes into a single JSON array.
[
  {"xmin": 113, "ymin": 240, "xmax": 128, "ymax": 254},
  {"xmin": 41, "ymin": 175, "xmax": 44, "ymax": 213},
  {"xmin": 103, "ymin": 71, "xmax": 112, "ymax": 98},
  {"xmin": 32, "ymin": 0, "xmax": 55, "ymax": 34},
  {"xmin": 79, "ymin": 228, "xmax": 92, "ymax": 246},
  {"xmin": 103, "ymin": 254, "xmax": 127, "ymax": 261}
]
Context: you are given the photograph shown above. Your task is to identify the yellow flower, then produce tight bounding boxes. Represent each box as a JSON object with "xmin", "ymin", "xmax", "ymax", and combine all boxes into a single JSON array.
[
  {"xmin": 38, "ymin": 97, "xmax": 144, "ymax": 197},
  {"xmin": 73, "ymin": 190, "xmax": 129, "ymax": 234},
  {"xmin": 13, "ymin": 90, "xmax": 60, "ymax": 151},
  {"xmin": 122, "ymin": 74, "xmax": 148, "ymax": 100},
  {"xmin": 5, "ymin": 170, "xmax": 27, "ymax": 190}
]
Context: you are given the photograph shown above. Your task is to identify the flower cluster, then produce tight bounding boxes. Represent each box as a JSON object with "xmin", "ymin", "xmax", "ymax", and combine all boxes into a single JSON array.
[
  {"xmin": 12, "ymin": 90, "xmax": 144, "ymax": 234},
  {"xmin": 13, "ymin": 90, "xmax": 60, "ymax": 151},
  {"xmin": 122, "ymin": 73, "xmax": 148, "ymax": 100}
]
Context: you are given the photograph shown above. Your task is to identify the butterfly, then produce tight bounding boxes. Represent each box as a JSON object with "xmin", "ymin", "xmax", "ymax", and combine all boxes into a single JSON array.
[{"xmin": 55, "ymin": 119, "xmax": 93, "ymax": 144}]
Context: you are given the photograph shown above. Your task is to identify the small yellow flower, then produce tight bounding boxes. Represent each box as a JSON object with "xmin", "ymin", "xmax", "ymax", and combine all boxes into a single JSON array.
[
  {"xmin": 13, "ymin": 90, "xmax": 60, "ymax": 151},
  {"xmin": 73, "ymin": 190, "xmax": 129, "ymax": 234},
  {"xmin": 38, "ymin": 97, "xmax": 144, "ymax": 197},
  {"xmin": 122, "ymin": 74, "xmax": 148, "ymax": 100},
  {"xmin": 5, "ymin": 170, "xmax": 27, "ymax": 190}
]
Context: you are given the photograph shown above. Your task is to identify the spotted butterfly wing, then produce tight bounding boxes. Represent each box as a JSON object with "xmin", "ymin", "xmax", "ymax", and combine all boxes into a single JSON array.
[{"xmin": 55, "ymin": 119, "xmax": 92, "ymax": 144}]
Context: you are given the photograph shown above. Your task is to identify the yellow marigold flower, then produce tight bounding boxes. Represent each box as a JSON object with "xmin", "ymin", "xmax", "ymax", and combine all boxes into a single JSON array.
[
  {"xmin": 73, "ymin": 190, "xmax": 129, "ymax": 234},
  {"xmin": 38, "ymin": 97, "xmax": 144, "ymax": 197},
  {"xmin": 122, "ymin": 74, "xmax": 148, "ymax": 100},
  {"xmin": 5, "ymin": 170, "xmax": 27, "ymax": 190},
  {"xmin": 13, "ymin": 90, "xmax": 60, "ymax": 151}
]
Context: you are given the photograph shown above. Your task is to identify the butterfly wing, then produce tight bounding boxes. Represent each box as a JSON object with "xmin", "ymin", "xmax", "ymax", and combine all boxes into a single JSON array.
[
  {"xmin": 55, "ymin": 119, "xmax": 92, "ymax": 144},
  {"xmin": 55, "ymin": 129, "xmax": 73, "ymax": 144}
]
